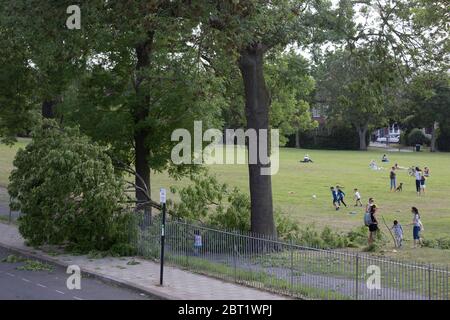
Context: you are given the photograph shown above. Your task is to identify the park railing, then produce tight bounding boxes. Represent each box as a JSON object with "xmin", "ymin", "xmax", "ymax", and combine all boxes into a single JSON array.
[{"xmin": 129, "ymin": 214, "xmax": 450, "ymax": 300}]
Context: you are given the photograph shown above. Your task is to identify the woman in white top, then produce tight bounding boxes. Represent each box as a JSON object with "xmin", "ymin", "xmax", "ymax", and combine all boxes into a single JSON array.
[{"xmin": 414, "ymin": 167, "xmax": 422, "ymax": 196}]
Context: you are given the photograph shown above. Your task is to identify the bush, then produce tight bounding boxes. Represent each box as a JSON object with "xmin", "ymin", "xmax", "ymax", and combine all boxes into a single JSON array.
[
  {"xmin": 8, "ymin": 121, "xmax": 131, "ymax": 252},
  {"xmin": 437, "ymin": 124, "xmax": 450, "ymax": 151},
  {"xmin": 423, "ymin": 238, "xmax": 450, "ymax": 250},
  {"xmin": 407, "ymin": 128, "xmax": 430, "ymax": 146},
  {"xmin": 294, "ymin": 124, "xmax": 370, "ymax": 150}
]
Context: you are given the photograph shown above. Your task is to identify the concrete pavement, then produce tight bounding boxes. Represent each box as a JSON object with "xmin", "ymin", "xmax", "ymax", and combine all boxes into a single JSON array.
[
  {"xmin": 0, "ymin": 222, "xmax": 289, "ymax": 300},
  {"xmin": 0, "ymin": 246, "xmax": 154, "ymax": 300}
]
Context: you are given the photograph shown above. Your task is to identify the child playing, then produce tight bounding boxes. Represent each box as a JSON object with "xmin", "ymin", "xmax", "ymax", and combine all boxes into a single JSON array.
[
  {"xmin": 354, "ymin": 188, "xmax": 363, "ymax": 207},
  {"xmin": 391, "ymin": 220, "xmax": 404, "ymax": 248},
  {"xmin": 330, "ymin": 187, "xmax": 340, "ymax": 211},
  {"xmin": 337, "ymin": 186, "xmax": 347, "ymax": 207},
  {"xmin": 194, "ymin": 230, "xmax": 202, "ymax": 255}
]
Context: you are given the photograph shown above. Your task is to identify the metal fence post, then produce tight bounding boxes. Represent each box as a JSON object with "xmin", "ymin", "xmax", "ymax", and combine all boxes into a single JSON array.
[
  {"xmin": 428, "ymin": 264, "xmax": 432, "ymax": 300},
  {"xmin": 290, "ymin": 241, "xmax": 294, "ymax": 288},
  {"xmin": 8, "ymin": 196, "xmax": 12, "ymax": 224},
  {"xmin": 233, "ymin": 231, "xmax": 237, "ymax": 282},
  {"xmin": 355, "ymin": 254, "xmax": 359, "ymax": 300},
  {"xmin": 185, "ymin": 222, "xmax": 189, "ymax": 267}
]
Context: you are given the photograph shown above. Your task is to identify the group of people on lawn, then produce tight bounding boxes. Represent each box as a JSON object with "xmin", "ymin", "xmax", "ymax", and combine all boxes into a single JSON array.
[
  {"xmin": 330, "ymin": 153, "xmax": 429, "ymax": 248},
  {"xmin": 364, "ymin": 200, "xmax": 424, "ymax": 249},
  {"xmin": 389, "ymin": 161, "xmax": 430, "ymax": 195}
]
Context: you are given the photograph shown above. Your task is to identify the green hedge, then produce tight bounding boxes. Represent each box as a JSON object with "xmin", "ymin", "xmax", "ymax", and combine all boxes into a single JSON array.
[{"xmin": 292, "ymin": 125, "xmax": 370, "ymax": 150}]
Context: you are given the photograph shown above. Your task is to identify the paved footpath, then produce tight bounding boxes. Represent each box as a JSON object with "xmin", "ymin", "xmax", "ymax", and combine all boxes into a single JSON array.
[{"xmin": 0, "ymin": 222, "xmax": 288, "ymax": 300}]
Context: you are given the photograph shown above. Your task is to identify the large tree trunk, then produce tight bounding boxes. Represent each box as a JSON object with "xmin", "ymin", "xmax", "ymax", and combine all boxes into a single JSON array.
[
  {"xmin": 133, "ymin": 32, "xmax": 154, "ymax": 221},
  {"xmin": 430, "ymin": 121, "xmax": 439, "ymax": 152},
  {"xmin": 295, "ymin": 130, "xmax": 301, "ymax": 148},
  {"xmin": 238, "ymin": 44, "xmax": 276, "ymax": 237},
  {"xmin": 42, "ymin": 99, "xmax": 57, "ymax": 119},
  {"xmin": 357, "ymin": 125, "xmax": 368, "ymax": 151}
]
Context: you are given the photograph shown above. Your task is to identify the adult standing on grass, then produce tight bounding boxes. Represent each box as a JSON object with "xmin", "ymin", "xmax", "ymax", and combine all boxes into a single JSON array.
[
  {"xmin": 368, "ymin": 204, "xmax": 379, "ymax": 246},
  {"xmin": 366, "ymin": 197, "xmax": 375, "ymax": 213},
  {"xmin": 390, "ymin": 166, "xmax": 397, "ymax": 192},
  {"xmin": 410, "ymin": 207, "xmax": 424, "ymax": 248},
  {"xmin": 414, "ymin": 167, "xmax": 423, "ymax": 196}
]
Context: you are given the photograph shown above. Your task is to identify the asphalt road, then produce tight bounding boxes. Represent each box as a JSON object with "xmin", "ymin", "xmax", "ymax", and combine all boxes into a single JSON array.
[{"xmin": 0, "ymin": 247, "xmax": 156, "ymax": 300}]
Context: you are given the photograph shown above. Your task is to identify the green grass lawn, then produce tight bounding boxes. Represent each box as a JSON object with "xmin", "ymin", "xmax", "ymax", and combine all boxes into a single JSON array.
[
  {"xmin": 2, "ymin": 139, "xmax": 450, "ymax": 265},
  {"xmin": 0, "ymin": 138, "xmax": 29, "ymax": 188}
]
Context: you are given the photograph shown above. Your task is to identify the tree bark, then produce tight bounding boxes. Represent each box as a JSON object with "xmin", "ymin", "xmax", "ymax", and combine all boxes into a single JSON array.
[
  {"xmin": 295, "ymin": 130, "xmax": 301, "ymax": 148},
  {"xmin": 238, "ymin": 44, "xmax": 276, "ymax": 237},
  {"xmin": 133, "ymin": 32, "xmax": 154, "ymax": 219},
  {"xmin": 430, "ymin": 121, "xmax": 439, "ymax": 152},
  {"xmin": 357, "ymin": 125, "xmax": 368, "ymax": 151},
  {"xmin": 42, "ymin": 99, "xmax": 57, "ymax": 119}
]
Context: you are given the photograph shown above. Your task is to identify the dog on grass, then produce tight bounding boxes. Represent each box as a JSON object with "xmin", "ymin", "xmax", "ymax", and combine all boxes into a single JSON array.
[{"xmin": 395, "ymin": 182, "xmax": 403, "ymax": 192}]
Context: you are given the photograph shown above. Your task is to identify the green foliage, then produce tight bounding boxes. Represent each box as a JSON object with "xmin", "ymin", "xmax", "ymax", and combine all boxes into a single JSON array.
[
  {"xmin": 437, "ymin": 124, "xmax": 450, "ymax": 151},
  {"xmin": 1, "ymin": 254, "xmax": 26, "ymax": 263},
  {"xmin": 16, "ymin": 260, "xmax": 53, "ymax": 272},
  {"xmin": 422, "ymin": 238, "xmax": 450, "ymax": 250},
  {"xmin": 170, "ymin": 173, "xmax": 250, "ymax": 231},
  {"xmin": 297, "ymin": 124, "xmax": 370, "ymax": 150},
  {"xmin": 407, "ymin": 128, "xmax": 430, "ymax": 146},
  {"xmin": 8, "ymin": 120, "xmax": 131, "ymax": 253}
]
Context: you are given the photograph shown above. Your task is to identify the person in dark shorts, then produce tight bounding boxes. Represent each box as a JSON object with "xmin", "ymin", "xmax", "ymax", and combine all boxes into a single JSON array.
[
  {"xmin": 330, "ymin": 187, "xmax": 340, "ymax": 211},
  {"xmin": 336, "ymin": 186, "xmax": 347, "ymax": 207},
  {"xmin": 368, "ymin": 204, "xmax": 379, "ymax": 245},
  {"xmin": 414, "ymin": 167, "xmax": 422, "ymax": 196}
]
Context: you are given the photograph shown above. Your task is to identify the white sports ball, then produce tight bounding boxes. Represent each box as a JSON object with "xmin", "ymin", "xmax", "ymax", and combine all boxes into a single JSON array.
[{"xmin": 312, "ymin": 195, "xmax": 317, "ymax": 199}]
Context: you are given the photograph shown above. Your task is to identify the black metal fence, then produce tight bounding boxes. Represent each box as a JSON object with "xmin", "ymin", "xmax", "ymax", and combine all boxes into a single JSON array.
[{"xmin": 130, "ymin": 216, "xmax": 450, "ymax": 300}]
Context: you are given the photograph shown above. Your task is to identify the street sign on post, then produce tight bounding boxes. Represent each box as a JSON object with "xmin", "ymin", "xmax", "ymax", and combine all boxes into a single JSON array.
[{"xmin": 159, "ymin": 188, "xmax": 166, "ymax": 286}]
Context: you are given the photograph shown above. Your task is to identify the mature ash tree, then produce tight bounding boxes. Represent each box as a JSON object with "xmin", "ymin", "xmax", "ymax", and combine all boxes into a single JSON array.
[{"xmin": 198, "ymin": 0, "xmax": 352, "ymax": 235}]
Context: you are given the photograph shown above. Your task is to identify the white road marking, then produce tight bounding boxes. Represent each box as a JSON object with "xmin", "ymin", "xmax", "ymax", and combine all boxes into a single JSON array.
[
  {"xmin": 55, "ymin": 290, "xmax": 65, "ymax": 295},
  {"xmin": 37, "ymin": 283, "xmax": 47, "ymax": 288},
  {"xmin": 73, "ymin": 296, "xmax": 83, "ymax": 300},
  {"xmin": 6, "ymin": 272, "xmax": 15, "ymax": 277},
  {"xmin": 21, "ymin": 278, "xmax": 31, "ymax": 283}
]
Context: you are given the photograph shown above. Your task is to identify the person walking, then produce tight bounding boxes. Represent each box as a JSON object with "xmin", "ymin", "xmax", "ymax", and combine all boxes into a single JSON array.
[
  {"xmin": 410, "ymin": 207, "xmax": 424, "ymax": 248},
  {"xmin": 368, "ymin": 204, "xmax": 379, "ymax": 246},
  {"xmin": 390, "ymin": 166, "xmax": 397, "ymax": 192},
  {"xmin": 391, "ymin": 220, "xmax": 404, "ymax": 248},
  {"xmin": 414, "ymin": 167, "xmax": 422, "ymax": 196},
  {"xmin": 354, "ymin": 188, "xmax": 363, "ymax": 207}
]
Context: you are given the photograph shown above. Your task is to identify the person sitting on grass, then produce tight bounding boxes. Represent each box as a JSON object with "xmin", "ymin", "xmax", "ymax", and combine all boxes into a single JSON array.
[
  {"xmin": 382, "ymin": 154, "xmax": 389, "ymax": 162},
  {"xmin": 369, "ymin": 160, "xmax": 382, "ymax": 170},
  {"xmin": 300, "ymin": 154, "xmax": 313, "ymax": 163},
  {"xmin": 354, "ymin": 188, "xmax": 363, "ymax": 207},
  {"xmin": 391, "ymin": 220, "xmax": 404, "ymax": 248}
]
